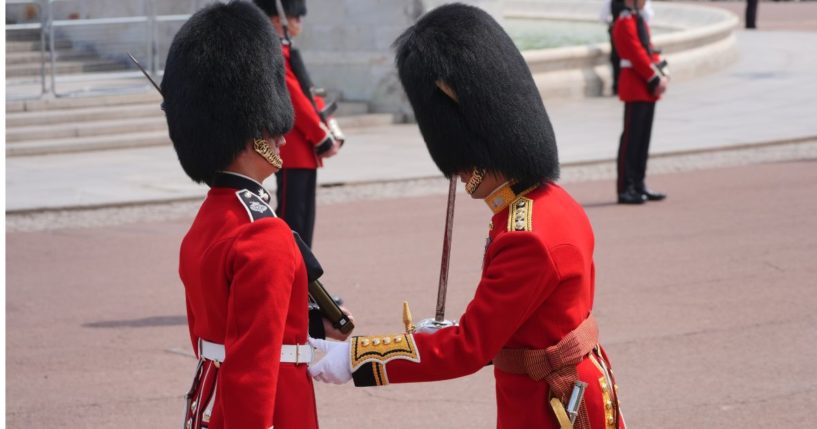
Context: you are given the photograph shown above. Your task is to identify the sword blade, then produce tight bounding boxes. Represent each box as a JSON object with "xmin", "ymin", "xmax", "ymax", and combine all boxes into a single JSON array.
[
  {"xmin": 127, "ymin": 53, "xmax": 163, "ymax": 96},
  {"xmin": 434, "ymin": 176, "xmax": 458, "ymax": 322}
]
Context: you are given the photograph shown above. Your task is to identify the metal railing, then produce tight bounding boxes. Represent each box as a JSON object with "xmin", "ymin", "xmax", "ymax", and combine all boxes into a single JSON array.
[{"xmin": 5, "ymin": 0, "xmax": 199, "ymax": 98}]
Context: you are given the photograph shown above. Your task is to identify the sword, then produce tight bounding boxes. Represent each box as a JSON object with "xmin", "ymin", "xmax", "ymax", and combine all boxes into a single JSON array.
[
  {"xmin": 127, "ymin": 53, "xmax": 163, "ymax": 96},
  {"xmin": 434, "ymin": 176, "xmax": 457, "ymax": 322}
]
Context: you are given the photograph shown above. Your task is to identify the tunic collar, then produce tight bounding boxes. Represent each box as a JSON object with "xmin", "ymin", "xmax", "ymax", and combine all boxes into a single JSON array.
[
  {"xmin": 212, "ymin": 171, "xmax": 271, "ymax": 203},
  {"xmin": 484, "ymin": 181, "xmax": 539, "ymax": 214}
]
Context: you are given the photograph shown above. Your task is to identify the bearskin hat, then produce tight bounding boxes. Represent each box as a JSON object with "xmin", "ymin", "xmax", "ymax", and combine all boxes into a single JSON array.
[
  {"xmin": 393, "ymin": 3, "xmax": 559, "ymax": 185},
  {"xmin": 161, "ymin": 1, "xmax": 293, "ymax": 184},
  {"xmin": 253, "ymin": 0, "xmax": 307, "ymax": 18}
]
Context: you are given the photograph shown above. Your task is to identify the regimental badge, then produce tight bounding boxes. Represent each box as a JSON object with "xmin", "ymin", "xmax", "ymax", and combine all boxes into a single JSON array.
[
  {"xmin": 235, "ymin": 190, "xmax": 276, "ymax": 222},
  {"xmin": 249, "ymin": 201, "xmax": 268, "ymax": 214}
]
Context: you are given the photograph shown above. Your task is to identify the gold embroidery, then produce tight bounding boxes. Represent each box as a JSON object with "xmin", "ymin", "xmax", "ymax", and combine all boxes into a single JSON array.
[
  {"xmin": 253, "ymin": 138, "xmax": 283, "ymax": 168},
  {"xmin": 507, "ymin": 197, "xmax": 533, "ymax": 232},
  {"xmin": 350, "ymin": 333, "xmax": 420, "ymax": 371},
  {"xmin": 372, "ymin": 362, "xmax": 389, "ymax": 386},
  {"xmin": 590, "ymin": 354, "xmax": 617, "ymax": 429}
]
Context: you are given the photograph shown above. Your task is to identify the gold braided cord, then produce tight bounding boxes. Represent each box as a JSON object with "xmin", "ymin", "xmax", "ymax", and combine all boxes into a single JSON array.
[
  {"xmin": 465, "ymin": 168, "xmax": 486, "ymax": 194},
  {"xmin": 253, "ymin": 138, "xmax": 283, "ymax": 168}
]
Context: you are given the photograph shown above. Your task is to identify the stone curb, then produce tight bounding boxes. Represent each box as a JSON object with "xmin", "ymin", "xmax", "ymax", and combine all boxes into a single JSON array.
[{"xmin": 8, "ymin": 134, "xmax": 815, "ymax": 214}]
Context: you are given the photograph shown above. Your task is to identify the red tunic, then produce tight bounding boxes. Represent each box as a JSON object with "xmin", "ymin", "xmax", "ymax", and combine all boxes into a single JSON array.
[
  {"xmin": 353, "ymin": 183, "xmax": 625, "ymax": 429},
  {"xmin": 179, "ymin": 186, "xmax": 318, "ymax": 429},
  {"xmin": 613, "ymin": 10, "xmax": 662, "ymax": 103},
  {"xmin": 280, "ymin": 44, "xmax": 330, "ymax": 170}
]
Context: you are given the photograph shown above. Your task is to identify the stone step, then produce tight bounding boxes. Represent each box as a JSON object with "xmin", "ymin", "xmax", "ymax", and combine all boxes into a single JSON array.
[
  {"xmin": 6, "ymin": 59, "xmax": 126, "ymax": 78},
  {"xmin": 6, "ymin": 39, "xmax": 72, "ymax": 53},
  {"xmin": 5, "ymin": 29, "xmax": 41, "ymax": 42},
  {"xmin": 334, "ymin": 100, "xmax": 369, "ymax": 116},
  {"xmin": 5, "ymin": 50, "xmax": 95, "ymax": 66},
  {"xmin": 8, "ymin": 91, "xmax": 162, "ymax": 113},
  {"xmin": 6, "ymin": 130, "xmax": 171, "ymax": 157},
  {"xmin": 6, "ymin": 116, "xmax": 167, "ymax": 143},
  {"xmin": 6, "ymin": 103, "xmax": 162, "ymax": 127}
]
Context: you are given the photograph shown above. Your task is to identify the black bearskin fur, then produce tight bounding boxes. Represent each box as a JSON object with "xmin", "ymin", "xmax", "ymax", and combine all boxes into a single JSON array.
[
  {"xmin": 394, "ymin": 3, "xmax": 559, "ymax": 185},
  {"xmin": 162, "ymin": 1, "xmax": 293, "ymax": 183},
  {"xmin": 253, "ymin": 0, "xmax": 307, "ymax": 18}
]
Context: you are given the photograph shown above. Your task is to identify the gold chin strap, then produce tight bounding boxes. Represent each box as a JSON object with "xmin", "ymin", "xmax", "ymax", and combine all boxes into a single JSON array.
[
  {"xmin": 253, "ymin": 138, "xmax": 283, "ymax": 169},
  {"xmin": 465, "ymin": 168, "xmax": 486, "ymax": 195}
]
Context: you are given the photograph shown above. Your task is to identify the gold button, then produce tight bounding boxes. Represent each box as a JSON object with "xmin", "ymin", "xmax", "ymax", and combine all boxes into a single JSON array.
[
  {"xmin": 607, "ymin": 416, "xmax": 615, "ymax": 425},
  {"xmin": 191, "ymin": 400, "xmax": 197, "ymax": 412},
  {"xmin": 605, "ymin": 400, "xmax": 612, "ymax": 410},
  {"xmin": 360, "ymin": 339, "xmax": 370, "ymax": 347},
  {"xmin": 516, "ymin": 201, "xmax": 525, "ymax": 208},
  {"xmin": 383, "ymin": 337, "xmax": 391, "ymax": 345},
  {"xmin": 372, "ymin": 338, "xmax": 381, "ymax": 346},
  {"xmin": 394, "ymin": 336, "xmax": 403, "ymax": 343}
]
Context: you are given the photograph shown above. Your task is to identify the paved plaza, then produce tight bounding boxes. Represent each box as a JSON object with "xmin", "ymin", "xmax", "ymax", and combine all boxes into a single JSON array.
[{"xmin": 5, "ymin": 2, "xmax": 817, "ymax": 428}]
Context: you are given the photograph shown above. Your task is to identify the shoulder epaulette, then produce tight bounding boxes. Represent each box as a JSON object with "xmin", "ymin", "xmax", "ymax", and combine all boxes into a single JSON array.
[
  {"xmin": 508, "ymin": 197, "xmax": 533, "ymax": 232},
  {"xmin": 235, "ymin": 189, "xmax": 276, "ymax": 222}
]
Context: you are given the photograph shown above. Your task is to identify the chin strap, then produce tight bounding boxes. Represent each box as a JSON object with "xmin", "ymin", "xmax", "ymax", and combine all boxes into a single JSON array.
[
  {"xmin": 465, "ymin": 168, "xmax": 486, "ymax": 194},
  {"xmin": 253, "ymin": 138, "xmax": 283, "ymax": 168}
]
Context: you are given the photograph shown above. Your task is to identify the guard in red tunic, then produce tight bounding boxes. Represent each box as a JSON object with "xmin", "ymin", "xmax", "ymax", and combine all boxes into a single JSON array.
[
  {"xmin": 254, "ymin": 0, "xmax": 343, "ymax": 247},
  {"xmin": 161, "ymin": 3, "xmax": 318, "ymax": 428},
  {"xmin": 308, "ymin": 5, "xmax": 626, "ymax": 429},
  {"xmin": 613, "ymin": 0, "xmax": 669, "ymax": 204}
]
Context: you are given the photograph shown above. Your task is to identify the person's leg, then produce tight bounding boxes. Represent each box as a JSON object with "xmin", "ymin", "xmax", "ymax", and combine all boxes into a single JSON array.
[
  {"xmin": 634, "ymin": 102, "xmax": 665, "ymax": 201},
  {"xmin": 616, "ymin": 102, "xmax": 646, "ymax": 204},
  {"xmin": 635, "ymin": 102, "xmax": 655, "ymax": 187},
  {"xmin": 275, "ymin": 168, "xmax": 318, "ymax": 246},
  {"xmin": 746, "ymin": 0, "xmax": 758, "ymax": 29}
]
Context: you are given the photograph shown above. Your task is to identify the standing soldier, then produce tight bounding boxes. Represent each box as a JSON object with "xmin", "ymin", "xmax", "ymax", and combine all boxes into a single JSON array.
[
  {"xmin": 253, "ymin": 0, "xmax": 344, "ymax": 247},
  {"xmin": 613, "ymin": 0, "xmax": 668, "ymax": 204},
  {"xmin": 162, "ymin": 2, "xmax": 319, "ymax": 428},
  {"xmin": 308, "ymin": 5, "xmax": 627, "ymax": 429}
]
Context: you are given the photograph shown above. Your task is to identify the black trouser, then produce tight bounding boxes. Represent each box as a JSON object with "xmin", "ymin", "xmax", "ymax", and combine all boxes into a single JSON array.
[
  {"xmin": 275, "ymin": 168, "xmax": 317, "ymax": 247},
  {"xmin": 746, "ymin": 0, "xmax": 759, "ymax": 29},
  {"xmin": 617, "ymin": 101, "xmax": 656, "ymax": 193}
]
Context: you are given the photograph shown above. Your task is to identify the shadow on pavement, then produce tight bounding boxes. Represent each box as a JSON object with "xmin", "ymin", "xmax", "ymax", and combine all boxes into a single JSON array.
[{"xmin": 83, "ymin": 315, "xmax": 187, "ymax": 328}]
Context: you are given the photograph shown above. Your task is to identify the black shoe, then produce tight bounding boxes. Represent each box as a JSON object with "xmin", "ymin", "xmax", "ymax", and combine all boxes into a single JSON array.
[
  {"xmin": 637, "ymin": 186, "xmax": 666, "ymax": 201},
  {"xmin": 618, "ymin": 187, "xmax": 647, "ymax": 205}
]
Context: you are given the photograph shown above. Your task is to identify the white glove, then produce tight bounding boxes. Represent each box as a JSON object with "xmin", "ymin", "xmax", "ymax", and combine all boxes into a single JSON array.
[
  {"xmin": 308, "ymin": 337, "xmax": 352, "ymax": 384},
  {"xmin": 414, "ymin": 318, "xmax": 457, "ymax": 334}
]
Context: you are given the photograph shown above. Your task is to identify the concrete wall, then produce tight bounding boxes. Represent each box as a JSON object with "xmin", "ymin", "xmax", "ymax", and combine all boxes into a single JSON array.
[{"xmin": 296, "ymin": 0, "xmax": 504, "ymax": 115}]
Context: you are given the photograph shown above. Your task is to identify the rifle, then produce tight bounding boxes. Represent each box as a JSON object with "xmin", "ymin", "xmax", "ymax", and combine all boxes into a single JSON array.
[
  {"xmin": 292, "ymin": 231, "xmax": 355, "ymax": 334},
  {"xmin": 128, "ymin": 53, "xmax": 353, "ymax": 335}
]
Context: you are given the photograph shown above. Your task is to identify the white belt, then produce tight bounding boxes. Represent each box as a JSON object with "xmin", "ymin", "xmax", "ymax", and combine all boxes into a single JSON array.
[
  {"xmin": 620, "ymin": 59, "xmax": 633, "ymax": 68},
  {"xmin": 198, "ymin": 338, "xmax": 314, "ymax": 365}
]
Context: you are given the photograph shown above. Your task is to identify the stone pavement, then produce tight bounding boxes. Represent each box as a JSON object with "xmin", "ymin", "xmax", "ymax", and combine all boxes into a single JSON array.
[
  {"xmin": 6, "ymin": 158, "xmax": 817, "ymax": 428},
  {"xmin": 6, "ymin": 27, "xmax": 817, "ymax": 212}
]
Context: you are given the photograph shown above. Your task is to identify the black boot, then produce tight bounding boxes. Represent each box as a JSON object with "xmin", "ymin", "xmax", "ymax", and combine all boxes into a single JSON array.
[
  {"xmin": 636, "ymin": 184, "xmax": 666, "ymax": 201},
  {"xmin": 618, "ymin": 185, "xmax": 647, "ymax": 205}
]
